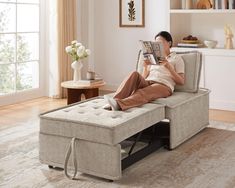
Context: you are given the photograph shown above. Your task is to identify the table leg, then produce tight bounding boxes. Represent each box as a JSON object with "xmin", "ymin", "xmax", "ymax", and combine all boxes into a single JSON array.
[
  {"xmin": 67, "ymin": 88, "xmax": 99, "ymax": 105},
  {"xmin": 84, "ymin": 88, "xmax": 99, "ymax": 99},
  {"xmin": 67, "ymin": 88, "xmax": 82, "ymax": 105}
]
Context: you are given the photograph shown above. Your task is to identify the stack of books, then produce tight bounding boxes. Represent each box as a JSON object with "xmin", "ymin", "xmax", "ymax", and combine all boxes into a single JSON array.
[
  {"xmin": 177, "ymin": 43, "xmax": 203, "ymax": 48},
  {"xmin": 214, "ymin": 0, "xmax": 235, "ymax": 9},
  {"xmin": 78, "ymin": 78, "xmax": 103, "ymax": 85},
  {"xmin": 177, "ymin": 40, "xmax": 203, "ymax": 48}
]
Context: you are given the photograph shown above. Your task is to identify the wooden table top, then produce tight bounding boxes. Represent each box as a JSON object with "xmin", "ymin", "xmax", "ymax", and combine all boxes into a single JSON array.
[{"xmin": 61, "ymin": 80, "xmax": 105, "ymax": 89}]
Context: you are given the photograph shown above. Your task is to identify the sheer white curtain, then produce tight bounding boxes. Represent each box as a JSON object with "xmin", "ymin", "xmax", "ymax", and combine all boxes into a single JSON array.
[
  {"xmin": 46, "ymin": 0, "xmax": 59, "ymax": 98},
  {"xmin": 46, "ymin": 0, "xmax": 78, "ymax": 98}
]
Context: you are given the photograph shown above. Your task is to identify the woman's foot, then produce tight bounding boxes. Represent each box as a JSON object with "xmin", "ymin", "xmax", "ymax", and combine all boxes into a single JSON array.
[
  {"xmin": 103, "ymin": 95, "xmax": 120, "ymax": 111},
  {"xmin": 102, "ymin": 104, "xmax": 112, "ymax": 110}
]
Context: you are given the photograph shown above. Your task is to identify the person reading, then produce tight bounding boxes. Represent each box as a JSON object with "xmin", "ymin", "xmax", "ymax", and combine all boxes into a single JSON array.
[{"xmin": 104, "ymin": 31, "xmax": 185, "ymax": 111}]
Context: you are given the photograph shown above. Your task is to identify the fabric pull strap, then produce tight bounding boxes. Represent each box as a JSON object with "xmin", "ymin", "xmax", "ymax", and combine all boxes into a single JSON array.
[{"xmin": 64, "ymin": 137, "xmax": 78, "ymax": 180}]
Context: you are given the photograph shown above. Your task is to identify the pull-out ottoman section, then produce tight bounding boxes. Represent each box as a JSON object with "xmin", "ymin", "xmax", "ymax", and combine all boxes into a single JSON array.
[
  {"xmin": 152, "ymin": 88, "xmax": 210, "ymax": 149},
  {"xmin": 39, "ymin": 97, "xmax": 165, "ymax": 180}
]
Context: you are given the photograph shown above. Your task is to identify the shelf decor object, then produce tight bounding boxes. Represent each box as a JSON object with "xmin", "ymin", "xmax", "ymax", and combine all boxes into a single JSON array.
[
  {"xmin": 224, "ymin": 25, "xmax": 234, "ymax": 49},
  {"xmin": 204, "ymin": 40, "xmax": 218, "ymax": 48},
  {"xmin": 196, "ymin": 0, "xmax": 213, "ymax": 9},
  {"xmin": 119, "ymin": 0, "xmax": 145, "ymax": 27}
]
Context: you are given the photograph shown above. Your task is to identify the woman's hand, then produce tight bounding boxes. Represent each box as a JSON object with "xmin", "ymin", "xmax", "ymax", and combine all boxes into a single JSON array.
[
  {"xmin": 160, "ymin": 60, "xmax": 185, "ymax": 85},
  {"xmin": 160, "ymin": 60, "xmax": 174, "ymax": 71},
  {"xmin": 143, "ymin": 60, "xmax": 152, "ymax": 68},
  {"xmin": 142, "ymin": 60, "xmax": 151, "ymax": 78}
]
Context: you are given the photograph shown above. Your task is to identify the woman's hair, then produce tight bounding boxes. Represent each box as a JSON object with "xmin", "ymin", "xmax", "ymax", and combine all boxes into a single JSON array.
[{"xmin": 155, "ymin": 31, "xmax": 173, "ymax": 47}]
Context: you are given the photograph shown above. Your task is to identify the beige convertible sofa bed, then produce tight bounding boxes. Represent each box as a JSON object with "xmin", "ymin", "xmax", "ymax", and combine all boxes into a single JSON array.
[{"xmin": 39, "ymin": 51, "xmax": 210, "ymax": 180}]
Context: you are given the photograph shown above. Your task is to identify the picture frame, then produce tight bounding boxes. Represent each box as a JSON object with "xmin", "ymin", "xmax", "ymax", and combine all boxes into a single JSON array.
[{"xmin": 119, "ymin": 0, "xmax": 145, "ymax": 27}]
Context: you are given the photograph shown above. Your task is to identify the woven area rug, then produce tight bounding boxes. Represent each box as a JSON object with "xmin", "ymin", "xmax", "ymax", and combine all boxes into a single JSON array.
[{"xmin": 1, "ymin": 120, "xmax": 235, "ymax": 188}]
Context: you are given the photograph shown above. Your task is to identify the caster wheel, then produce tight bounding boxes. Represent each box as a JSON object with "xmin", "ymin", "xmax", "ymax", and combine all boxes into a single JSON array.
[
  {"xmin": 164, "ymin": 145, "xmax": 172, "ymax": 151},
  {"xmin": 48, "ymin": 165, "xmax": 54, "ymax": 169}
]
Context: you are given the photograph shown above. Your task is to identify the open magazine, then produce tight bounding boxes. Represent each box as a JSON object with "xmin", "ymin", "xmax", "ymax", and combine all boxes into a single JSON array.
[{"xmin": 140, "ymin": 40, "xmax": 165, "ymax": 65}]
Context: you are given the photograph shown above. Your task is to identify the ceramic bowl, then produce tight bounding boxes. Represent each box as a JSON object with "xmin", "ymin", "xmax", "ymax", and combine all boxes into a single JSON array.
[{"xmin": 204, "ymin": 40, "xmax": 218, "ymax": 49}]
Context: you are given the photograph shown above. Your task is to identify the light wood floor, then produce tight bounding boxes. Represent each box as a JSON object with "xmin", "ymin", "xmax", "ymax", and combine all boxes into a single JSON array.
[
  {"xmin": 0, "ymin": 97, "xmax": 66, "ymax": 130},
  {"xmin": 0, "ymin": 97, "xmax": 235, "ymax": 129},
  {"xmin": 209, "ymin": 109, "xmax": 235, "ymax": 123}
]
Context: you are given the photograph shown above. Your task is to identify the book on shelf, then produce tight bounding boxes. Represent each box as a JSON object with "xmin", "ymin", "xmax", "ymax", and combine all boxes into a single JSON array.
[
  {"xmin": 215, "ymin": 0, "xmax": 235, "ymax": 9},
  {"xmin": 177, "ymin": 43, "xmax": 203, "ymax": 48},
  {"xmin": 218, "ymin": 0, "xmax": 222, "ymax": 9},
  {"xmin": 215, "ymin": 0, "xmax": 220, "ymax": 9},
  {"xmin": 229, "ymin": 0, "xmax": 233, "ymax": 9},
  {"xmin": 222, "ymin": 0, "xmax": 228, "ymax": 9},
  {"xmin": 140, "ymin": 40, "xmax": 165, "ymax": 65},
  {"xmin": 78, "ymin": 78, "xmax": 103, "ymax": 85},
  {"xmin": 229, "ymin": 0, "xmax": 235, "ymax": 9}
]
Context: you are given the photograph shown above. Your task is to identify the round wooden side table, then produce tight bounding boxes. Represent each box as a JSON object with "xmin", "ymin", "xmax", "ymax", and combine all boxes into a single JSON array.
[{"xmin": 61, "ymin": 81, "xmax": 105, "ymax": 105}]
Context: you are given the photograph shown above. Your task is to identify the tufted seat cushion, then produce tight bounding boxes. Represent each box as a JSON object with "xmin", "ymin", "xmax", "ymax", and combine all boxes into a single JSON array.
[
  {"xmin": 40, "ymin": 97, "xmax": 165, "ymax": 145},
  {"xmin": 151, "ymin": 89, "xmax": 209, "ymax": 108}
]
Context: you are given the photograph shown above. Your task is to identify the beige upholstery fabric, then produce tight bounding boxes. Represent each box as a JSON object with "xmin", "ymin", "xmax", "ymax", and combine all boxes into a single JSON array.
[
  {"xmin": 136, "ymin": 50, "xmax": 209, "ymax": 149},
  {"xmin": 104, "ymin": 88, "xmax": 210, "ymax": 149},
  {"xmin": 40, "ymin": 97, "xmax": 165, "ymax": 145},
  {"xmin": 165, "ymin": 89, "xmax": 210, "ymax": 149},
  {"xmin": 39, "ymin": 50, "xmax": 210, "ymax": 181},
  {"xmin": 152, "ymin": 89, "xmax": 207, "ymax": 108},
  {"xmin": 39, "ymin": 97, "xmax": 165, "ymax": 180},
  {"xmin": 151, "ymin": 88, "xmax": 210, "ymax": 149},
  {"xmin": 39, "ymin": 134, "xmax": 122, "ymax": 180},
  {"xmin": 175, "ymin": 52, "xmax": 202, "ymax": 93}
]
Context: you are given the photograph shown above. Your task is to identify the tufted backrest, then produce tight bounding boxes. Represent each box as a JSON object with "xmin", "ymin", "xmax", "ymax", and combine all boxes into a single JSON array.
[{"xmin": 136, "ymin": 50, "xmax": 202, "ymax": 93}]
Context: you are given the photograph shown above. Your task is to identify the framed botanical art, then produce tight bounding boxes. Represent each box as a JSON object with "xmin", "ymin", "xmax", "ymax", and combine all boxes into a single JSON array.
[{"xmin": 119, "ymin": 0, "xmax": 145, "ymax": 27}]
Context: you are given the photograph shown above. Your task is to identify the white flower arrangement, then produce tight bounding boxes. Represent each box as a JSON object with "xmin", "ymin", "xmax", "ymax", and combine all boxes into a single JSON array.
[{"xmin": 65, "ymin": 40, "xmax": 91, "ymax": 61}]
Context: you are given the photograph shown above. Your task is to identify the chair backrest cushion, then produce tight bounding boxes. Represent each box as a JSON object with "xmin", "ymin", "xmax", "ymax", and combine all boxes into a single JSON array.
[
  {"xmin": 174, "ymin": 52, "xmax": 202, "ymax": 92},
  {"xmin": 136, "ymin": 50, "xmax": 145, "ymax": 74},
  {"xmin": 136, "ymin": 50, "xmax": 202, "ymax": 93}
]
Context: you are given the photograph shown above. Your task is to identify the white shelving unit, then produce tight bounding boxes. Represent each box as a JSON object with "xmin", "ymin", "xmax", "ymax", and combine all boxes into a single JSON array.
[
  {"xmin": 172, "ymin": 47, "xmax": 235, "ymax": 56},
  {"xmin": 170, "ymin": 9, "xmax": 235, "ymax": 13},
  {"xmin": 169, "ymin": 0, "xmax": 235, "ymax": 111}
]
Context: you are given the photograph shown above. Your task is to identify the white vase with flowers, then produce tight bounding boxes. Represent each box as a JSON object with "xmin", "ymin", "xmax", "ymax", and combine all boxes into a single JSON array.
[{"xmin": 65, "ymin": 41, "xmax": 91, "ymax": 81}]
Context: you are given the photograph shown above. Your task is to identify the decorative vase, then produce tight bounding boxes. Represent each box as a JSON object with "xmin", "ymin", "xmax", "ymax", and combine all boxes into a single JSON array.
[{"xmin": 71, "ymin": 61, "xmax": 83, "ymax": 81}]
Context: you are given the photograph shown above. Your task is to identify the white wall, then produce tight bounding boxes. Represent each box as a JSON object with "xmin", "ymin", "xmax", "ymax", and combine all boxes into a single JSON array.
[{"xmin": 83, "ymin": 0, "xmax": 169, "ymax": 90}]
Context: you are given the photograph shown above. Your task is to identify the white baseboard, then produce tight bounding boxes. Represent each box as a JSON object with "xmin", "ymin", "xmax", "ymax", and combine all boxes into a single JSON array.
[{"xmin": 210, "ymin": 100, "xmax": 235, "ymax": 112}]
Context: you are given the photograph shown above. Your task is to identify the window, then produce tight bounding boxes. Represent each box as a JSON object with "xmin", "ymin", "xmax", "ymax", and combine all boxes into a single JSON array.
[{"xmin": 0, "ymin": 0, "xmax": 40, "ymax": 95}]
